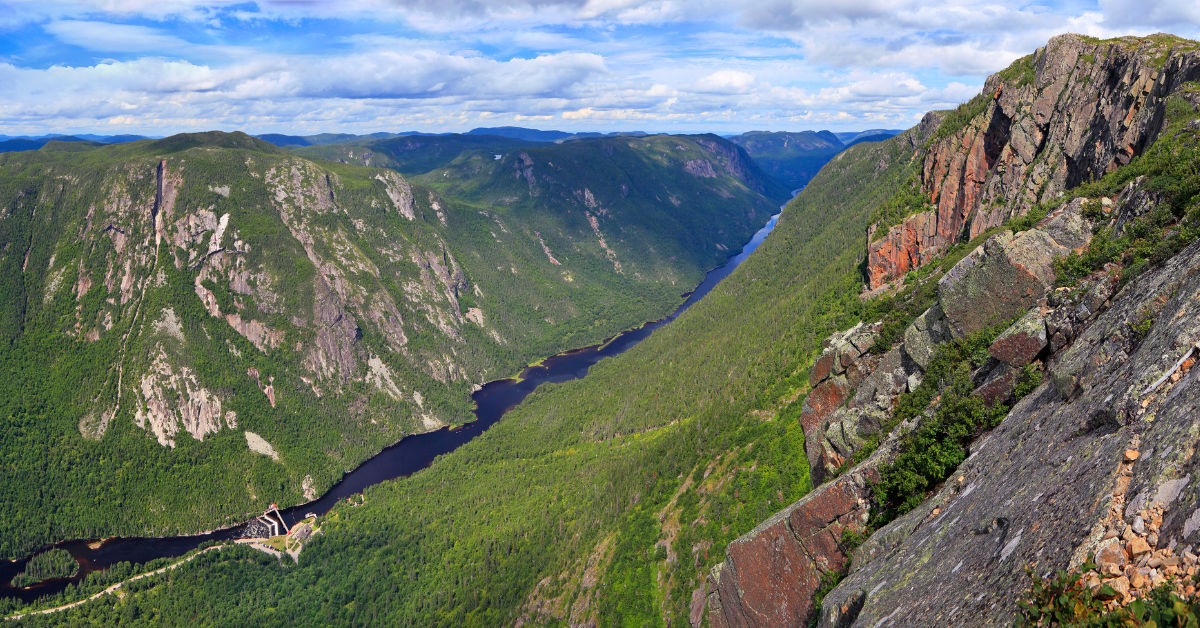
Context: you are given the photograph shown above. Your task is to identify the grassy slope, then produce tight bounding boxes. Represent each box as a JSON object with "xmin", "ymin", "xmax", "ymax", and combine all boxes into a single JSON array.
[
  {"xmin": 7, "ymin": 128, "xmax": 926, "ymax": 624},
  {"xmin": 0, "ymin": 132, "xmax": 780, "ymax": 559}
]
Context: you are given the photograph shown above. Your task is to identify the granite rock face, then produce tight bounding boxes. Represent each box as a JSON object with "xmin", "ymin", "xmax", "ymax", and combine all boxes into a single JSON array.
[
  {"xmin": 867, "ymin": 33, "xmax": 1200, "ymax": 288},
  {"xmin": 707, "ymin": 464, "xmax": 877, "ymax": 628},
  {"xmin": 815, "ymin": 239, "xmax": 1200, "ymax": 627},
  {"xmin": 803, "ymin": 203, "xmax": 1087, "ymax": 482},
  {"xmin": 937, "ymin": 198, "xmax": 1091, "ymax": 337},
  {"xmin": 801, "ymin": 323, "xmax": 881, "ymax": 472}
]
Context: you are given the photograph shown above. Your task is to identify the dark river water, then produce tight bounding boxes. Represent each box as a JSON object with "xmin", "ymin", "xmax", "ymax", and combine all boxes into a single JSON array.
[{"xmin": 0, "ymin": 212, "xmax": 780, "ymax": 604}]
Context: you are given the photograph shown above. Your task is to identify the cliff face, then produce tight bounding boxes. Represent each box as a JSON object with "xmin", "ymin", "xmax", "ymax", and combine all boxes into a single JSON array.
[
  {"xmin": 708, "ymin": 33, "xmax": 1200, "ymax": 627},
  {"xmin": 867, "ymin": 33, "xmax": 1200, "ymax": 289},
  {"xmin": 709, "ymin": 197, "xmax": 1095, "ymax": 627}
]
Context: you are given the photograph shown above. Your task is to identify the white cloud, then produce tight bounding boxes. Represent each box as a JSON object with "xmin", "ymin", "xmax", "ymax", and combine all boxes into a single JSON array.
[
  {"xmin": 1100, "ymin": 0, "xmax": 1200, "ymax": 29},
  {"xmin": 691, "ymin": 70, "xmax": 755, "ymax": 94},
  {"xmin": 4, "ymin": 0, "xmax": 1200, "ymax": 136},
  {"xmin": 44, "ymin": 19, "xmax": 193, "ymax": 52}
]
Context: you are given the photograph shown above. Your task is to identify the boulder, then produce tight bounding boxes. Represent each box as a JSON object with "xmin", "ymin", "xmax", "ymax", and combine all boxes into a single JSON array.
[
  {"xmin": 1095, "ymin": 537, "xmax": 1127, "ymax": 572},
  {"xmin": 937, "ymin": 200, "xmax": 1090, "ymax": 337},
  {"xmin": 708, "ymin": 469, "xmax": 875, "ymax": 628},
  {"xmin": 989, "ymin": 309, "xmax": 1048, "ymax": 366},
  {"xmin": 902, "ymin": 303, "xmax": 953, "ymax": 370},
  {"xmin": 972, "ymin": 362, "xmax": 1018, "ymax": 407}
]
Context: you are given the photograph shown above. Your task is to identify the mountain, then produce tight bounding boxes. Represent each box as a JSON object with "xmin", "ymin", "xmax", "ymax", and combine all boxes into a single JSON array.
[
  {"xmin": 9, "ymin": 32, "xmax": 1200, "ymax": 628},
  {"xmin": 70, "ymin": 134, "xmax": 150, "ymax": 144},
  {"xmin": 255, "ymin": 133, "xmax": 313, "ymax": 147},
  {"xmin": 844, "ymin": 132, "xmax": 896, "ymax": 146},
  {"xmin": 2, "ymin": 119, "xmax": 911, "ymax": 626},
  {"xmin": 0, "ymin": 137, "xmax": 86, "ymax": 153},
  {"xmin": 833, "ymin": 129, "xmax": 903, "ymax": 144},
  {"xmin": 465, "ymin": 126, "xmax": 582, "ymax": 142},
  {"xmin": 0, "ymin": 135, "xmax": 147, "ymax": 153},
  {"xmin": 727, "ymin": 129, "xmax": 898, "ymax": 191},
  {"xmin": 292, "ymin": 133, "xmax": 538, "ymax": 174},
  {"xmin": 0, "ymin": 130, "xmax": 785, "ymax": 563},
  {"xmin": 0, "ymin": 139, "xmax": 54, "ymax": 152}
]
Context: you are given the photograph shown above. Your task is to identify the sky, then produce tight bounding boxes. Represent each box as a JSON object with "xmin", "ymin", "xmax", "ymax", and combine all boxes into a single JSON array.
[{"xmin": 1, "ymin": 0, "xmax": 1199, "ymax": 137}]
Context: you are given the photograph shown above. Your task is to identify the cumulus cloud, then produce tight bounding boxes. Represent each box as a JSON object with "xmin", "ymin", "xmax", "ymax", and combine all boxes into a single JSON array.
[
  {"xmin": 691, "ymin": 70, "xmax": 755, "ymax": 94},
  {"xmin": 4, "ymin": 0, "xmax": 1200, "ymax": 135}
]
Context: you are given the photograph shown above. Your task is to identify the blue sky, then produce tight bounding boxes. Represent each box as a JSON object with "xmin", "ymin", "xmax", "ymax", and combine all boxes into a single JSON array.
[{"xmin": 1, "ymin": 0, "xmax": 1198, "ymax": 136}]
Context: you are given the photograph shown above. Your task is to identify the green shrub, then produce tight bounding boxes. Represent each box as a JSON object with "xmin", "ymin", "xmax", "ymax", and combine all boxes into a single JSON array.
[
  {"xmin": 1014, "ymin": 560, "xmax": 1106, "ymax": 626},
  {"xmin": 1013, "ymin": 364, "xmax": 1044, "ymax": 399},
  {"xmin": 869, "ymin": 324, "xmax": 1011, "ymax": 526},
  {"xmin": 1016, "ymin": 561, "xmax": 1200, "ymax": 627}
]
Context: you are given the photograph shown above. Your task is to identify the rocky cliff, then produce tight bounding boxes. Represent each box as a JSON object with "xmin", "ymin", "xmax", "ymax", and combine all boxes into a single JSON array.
[
  {"xmin": 708, "ymin": 33, "xmax": 1200, "ymax": 626},
  {"xmin": 866, "ymin": 33, "xmax": 1200, "ymax": 289}
]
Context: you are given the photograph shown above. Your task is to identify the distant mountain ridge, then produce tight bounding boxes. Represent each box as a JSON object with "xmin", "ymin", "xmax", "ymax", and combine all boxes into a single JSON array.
[
  {"xmin": 0, "ymin": 134, "xmax": 149, "ymax": 153},
  {"xmin": 728, "ymin": 129, "xmax": 901, "ymax": 190},
  {"xmin": 833, "ymin": 128, "xmax": 904, "ymax": 144}
]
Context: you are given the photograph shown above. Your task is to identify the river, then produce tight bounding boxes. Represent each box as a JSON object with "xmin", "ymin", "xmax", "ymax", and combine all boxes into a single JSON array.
[{"xmin": 0, "ymin": 211, "xmax": 780, "ymax": 604}]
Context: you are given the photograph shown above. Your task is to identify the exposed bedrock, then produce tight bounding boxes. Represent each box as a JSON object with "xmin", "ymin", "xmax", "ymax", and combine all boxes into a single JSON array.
[{"xmin": 867, "ymin": 33, "xmax": 1200, "ymax": 288}]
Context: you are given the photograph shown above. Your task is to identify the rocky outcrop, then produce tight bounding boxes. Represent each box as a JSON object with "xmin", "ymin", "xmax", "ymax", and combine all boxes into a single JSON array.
[
  {"xmin": 708, "ymin": 468, "xmax": 875, "ymax": 628},
  {"xmin": 374, "ymin": 170, "xmax": 415, "ymax": 220},
  {"xmin": 709, "ymin": 177, "xmax": 1115, "ymax": 625},
  {"xmin": 800, "ymin": 323, "xmax": 879, "ymax": 453},
  {"xmin": 802, "ymin": 201, "xmax": 1090, "ymax": 481},
  {"xmin": 810, "ymin": 347, "xmax": 912, "ymax": 480},
  {"xmin": 815, "ymin": 238, "xmax": 1200, "ymax": 627},
  {"xmin": 134, "ymin": 348, "xmax": 233, "ymax": 447},
  {"xmin": 867, "ymin": 33, "xmax": 1200, "ymax": 288}
]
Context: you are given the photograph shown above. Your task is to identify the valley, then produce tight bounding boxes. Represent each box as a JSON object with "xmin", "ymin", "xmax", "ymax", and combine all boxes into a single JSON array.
[
  {"xmin": 0, "ymin": 204, "xmax": 781, "ymax": 608},
  {"xmin": 0, "ymin": 130, "xmax": 785, "ymax": 565},
  {"xmin": 5, "ymin": 9, "xmax": 1200, "ymax": 626}
]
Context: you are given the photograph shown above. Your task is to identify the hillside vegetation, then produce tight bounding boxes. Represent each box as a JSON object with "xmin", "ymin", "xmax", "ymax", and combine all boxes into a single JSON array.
[
  {"xmin": 3, "ymin": 118, "xmax": 930, "ymax": 624},
  {"xmin": 0, "ymin": 131, "xmax": 781, "ymax": 559}
]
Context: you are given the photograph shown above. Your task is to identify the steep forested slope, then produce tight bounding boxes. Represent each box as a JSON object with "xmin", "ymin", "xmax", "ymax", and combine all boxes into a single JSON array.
[
  {"xmin": 4, "ymin": 118, "xmax": 933, "ymax": 625},
  {"xmin": 0, "ymin": 131, "xmax": 781, "ymax": 559},
  {"xmin": 292, "ymin": 133, "xmax": 536, "ymax": 175}
]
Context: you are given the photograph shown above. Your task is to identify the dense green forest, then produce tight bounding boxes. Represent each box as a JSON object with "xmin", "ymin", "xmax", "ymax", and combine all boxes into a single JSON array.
[
  {"xmin": 0, "ymin": 131, "xmax": 784, "ymax": 559},
  {"xmin": 10, "ymin": 549, "xmax": 77, "ymax": 589}
]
